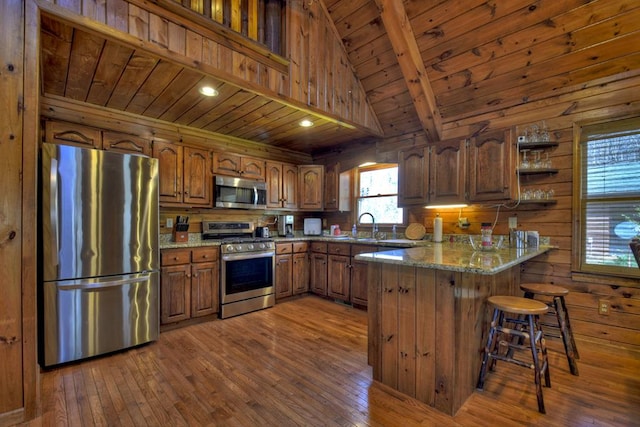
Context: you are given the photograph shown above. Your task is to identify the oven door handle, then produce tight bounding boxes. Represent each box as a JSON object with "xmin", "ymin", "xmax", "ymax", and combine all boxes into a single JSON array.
[{"xmin": 222, "ymin": 251, "xmax": 275, "ymax": 262}]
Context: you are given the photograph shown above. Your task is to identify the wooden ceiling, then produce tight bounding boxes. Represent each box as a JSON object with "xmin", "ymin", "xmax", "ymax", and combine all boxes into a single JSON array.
[{"xmin": 40, "ymin": 0, "xmax": 640, "ymax": 156}]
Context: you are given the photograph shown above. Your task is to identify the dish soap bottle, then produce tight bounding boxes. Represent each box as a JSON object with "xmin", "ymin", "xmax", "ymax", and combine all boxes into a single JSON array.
[{"xmin": 352, "ymin": 223, "xmax": 357, "ymax": 238}]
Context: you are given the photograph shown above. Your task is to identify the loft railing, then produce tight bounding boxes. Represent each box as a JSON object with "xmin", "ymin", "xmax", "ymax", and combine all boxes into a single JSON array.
[{"xmin": 172, "ymin": 0, "xmax": 285, "ymax": 56}]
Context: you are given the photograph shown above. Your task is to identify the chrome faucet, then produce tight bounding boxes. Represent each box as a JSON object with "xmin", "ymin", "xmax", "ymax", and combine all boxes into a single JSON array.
[{"xmin": 358, "ymin": 212, "xmax": 377, "ymax": 238}]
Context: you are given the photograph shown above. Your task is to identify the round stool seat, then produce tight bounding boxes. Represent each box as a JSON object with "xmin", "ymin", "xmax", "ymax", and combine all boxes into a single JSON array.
[
  {"xmin": 487, "ymin": 295, "xmax": 549, "ymax": 315},
  {"xmin": 520, "ymin": 283, "xmax": 569, "ymax": 297}
]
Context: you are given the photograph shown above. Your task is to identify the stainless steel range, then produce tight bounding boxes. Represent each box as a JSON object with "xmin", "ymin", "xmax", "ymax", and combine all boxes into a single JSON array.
[{"xmin": 202, "ymin": 221, "xmax": 275, "ymax": 319}]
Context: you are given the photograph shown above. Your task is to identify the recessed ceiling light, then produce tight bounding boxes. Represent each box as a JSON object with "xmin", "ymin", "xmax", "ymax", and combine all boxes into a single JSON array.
[
  {"xmin": 299, "ymin": 119, "xmax": 314, "ymax": 127},
  {"xmin": 199, "ymin": 86, "xmax": 218, "ymax": 97}
]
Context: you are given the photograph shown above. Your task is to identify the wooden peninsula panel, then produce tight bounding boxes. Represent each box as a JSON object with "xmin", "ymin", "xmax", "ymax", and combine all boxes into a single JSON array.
[{"xmin": 368, "ymin": 261, "xmax": 520, "ymax": 416}]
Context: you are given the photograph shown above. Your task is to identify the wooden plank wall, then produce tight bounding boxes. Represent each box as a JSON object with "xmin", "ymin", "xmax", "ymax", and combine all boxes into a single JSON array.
[
  {"xmin": 44, "ymin": 0, "xmax": 380, "ymax": 134},
  {"xmin": 316, "ymin": 70, "xmax": 640, "ymax": 350},
  {"xmin": 288, "ymin": 0, "xmax": 380, "ymax": 132}
]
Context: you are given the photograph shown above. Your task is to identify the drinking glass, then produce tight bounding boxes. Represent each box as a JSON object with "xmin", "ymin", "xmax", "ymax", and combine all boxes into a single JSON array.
[{"xmin": 520, "ymin": 149, "xmax": 530, "ymax": 169}]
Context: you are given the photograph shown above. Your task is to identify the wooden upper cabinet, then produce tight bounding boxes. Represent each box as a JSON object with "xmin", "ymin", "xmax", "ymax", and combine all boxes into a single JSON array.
[
  {"xmin": 44, "ymin": 120, "xmax": 101, "ymax": 149},
  {"xmin": 103, "ymin": 131, "xmax": 151, "ymax": 156},
  {"xmin": 298, "ymin": 165, "xmax": 324, "ymax": 210},
  {"xmin": 183, "ymin": 146, "xmax": 212, "ymax": 206},
  {"xmin": 153, "ymin": 140, "xmax": 183, "ymax": 204},
  {"xmin": 468, "ymin": 129, "xmax": 514, "ymax": 202},
  {"xmin": 213, "ymin": 152, "xmax": 265, "ymax": 180},
  {"xmin": 429, "ymin": 139, "xmax": 467, "ymax": 205},
  {"xmin": 398, "ymin": 147, "xmax": 430, "ymax": 206},
  {"xmin": 324, "ymin": 162, "xmax": 340, "ymax": 211},
  {"xmin": 266, "ymin": 161, "xmax": 298, "ymax": 209}
]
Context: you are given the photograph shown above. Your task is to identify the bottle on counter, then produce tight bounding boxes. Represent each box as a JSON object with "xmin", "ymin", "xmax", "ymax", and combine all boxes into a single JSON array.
[
  {"xmin": 392, "ymin": 224, "xmax": 397, "ymax": 239},
  {"xmin": 352, "ymin": 223, "xmax": 357, "ymax": 237}
]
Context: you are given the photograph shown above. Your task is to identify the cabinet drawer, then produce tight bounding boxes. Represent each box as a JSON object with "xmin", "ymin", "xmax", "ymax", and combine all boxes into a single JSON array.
[
  {"xmin": 351, "ymin": 244, "xmax": 378, "ymax": 256},
  {"xmin": 161, "ymin": 249, "xmax": 191, "ymax": 266},
  {"xmin": 293, "ymin": 241, "xmax": 309, "ymax": 253},
  {"xmin": 310, "ymin": 242, "xmax": 327, "ymax": 253},
  {"xmin": 191, "ymin": 247, "xmax": 218, "ymax": 263},
  {"xmin": 276, "ymin": 243, "xmax": 293, "ymax": 254},
  {"xmin": 328, "ymin": 243, "xmax": 350, "ymax": 256}
]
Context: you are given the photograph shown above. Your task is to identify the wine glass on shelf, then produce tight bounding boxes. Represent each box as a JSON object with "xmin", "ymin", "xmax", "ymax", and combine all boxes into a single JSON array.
[
  {"xmin": 520, "ymin": 149, "xmax": 530, "ymax": 170},
  {"xmin": 531, "ymin": 149, "xmax": 543, "ymax": 169}
]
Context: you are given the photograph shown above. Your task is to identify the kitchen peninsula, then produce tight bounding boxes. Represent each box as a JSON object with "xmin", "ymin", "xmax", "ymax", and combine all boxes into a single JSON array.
[{"xmin": 356, "ymin": 243, "xmax": 553, "ymax": 416}]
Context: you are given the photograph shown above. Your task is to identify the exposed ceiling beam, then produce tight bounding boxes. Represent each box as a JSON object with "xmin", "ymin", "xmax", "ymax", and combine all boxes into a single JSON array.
[{"xmin": 374, "ymin": 0, "xmax": 442, "ymax": 142}]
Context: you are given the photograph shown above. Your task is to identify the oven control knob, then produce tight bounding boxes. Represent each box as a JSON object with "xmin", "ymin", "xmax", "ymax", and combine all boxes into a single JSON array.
[
  {"xmin": 258, "ymin": 243, "xmax": 265, "ymax": 249},
  {"xmin": 248, "ymin": 244, "xmax": 254, "ymax": 250},
  {"xmin": 225, "ymin": 245, "xmax": 234, "ymax": 252}
]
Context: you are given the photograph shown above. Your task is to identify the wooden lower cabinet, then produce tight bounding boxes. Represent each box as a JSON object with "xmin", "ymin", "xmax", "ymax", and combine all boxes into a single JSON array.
[
  {"xmin": 328, "ymin": 254, "xmax": 350, "ymax": 301},
  {"xmin": 310, "ymin": 242, "xmax": 328, "ymax": 296},
  {"xmin": 276, "ymin": 241, "xmax": 309, "ymax": 299},
  {"xmin": 292, "ymin": 242, "xmax": 309, "ymax": 295},
  {"xmin": 350, "ymin": 245, "xmax": 377, "ymax": 306},
  {"xmin": 160, "ymin": 247, "xmax": 219, "ymax": 325}
]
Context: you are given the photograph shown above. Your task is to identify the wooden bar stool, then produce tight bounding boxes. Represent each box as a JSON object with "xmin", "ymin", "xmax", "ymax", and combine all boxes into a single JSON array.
[
  {"xmin": 477, "ymin": 295, "xmax": 551, "ymax": 414},
  {"xmin": 520, "ymin": 283, "xmax": 579, "ymax": 376}
]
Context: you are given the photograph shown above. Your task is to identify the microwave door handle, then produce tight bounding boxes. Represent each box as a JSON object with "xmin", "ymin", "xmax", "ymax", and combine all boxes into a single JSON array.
[{"xmin": 49, "ymin": 157, "xmax": 59, "ymax": 268}]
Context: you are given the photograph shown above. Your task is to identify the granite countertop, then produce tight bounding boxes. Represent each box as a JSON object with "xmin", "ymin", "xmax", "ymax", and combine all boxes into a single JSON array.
[
  {"xmin": 158, "ymin": 233, "xmax": 434, "ymax": 249},
  {"xmin": 354, "ymin": 243, "xmax": 553, "ymax": 275}
]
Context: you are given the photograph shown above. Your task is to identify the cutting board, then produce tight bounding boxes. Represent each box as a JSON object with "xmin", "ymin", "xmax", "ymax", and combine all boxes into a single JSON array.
[{"xmin": 405, "ymin": 223, "xmax": 426, "ymax": 240}]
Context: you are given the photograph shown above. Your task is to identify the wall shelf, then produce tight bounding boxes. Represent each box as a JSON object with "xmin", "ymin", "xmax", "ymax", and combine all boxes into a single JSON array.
[
  {"xmin": 517, "ymin": 168, "xmax": 559, "ymax": 175},
  {"xmin": 518, "ymin": 141, "xmax": 558, "ymax": 150},
  {"xmin": 518, "ymin": 199, "xmax": 557, "ymax": 205}
]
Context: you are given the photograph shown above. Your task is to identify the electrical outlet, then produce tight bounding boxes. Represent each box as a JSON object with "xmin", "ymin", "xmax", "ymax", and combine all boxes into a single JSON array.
[
  {"xmin": 598, "ymin": 299, "xmax": 610, "ymax": 315},
  {"xmin": 458, "ymin": 218, "xmax": 470, "ymax": 229},
  {"xmin": 508, "ymin": 216, "xmax": 518, "ymax": 229},
  {"xmin": 166, "ymin": 218, "xmax": 173, "ymax": 228}
]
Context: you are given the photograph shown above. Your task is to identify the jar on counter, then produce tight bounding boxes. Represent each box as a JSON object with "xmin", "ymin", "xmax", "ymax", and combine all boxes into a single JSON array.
[{"xmin": 481, "ymin": 223, "xmax": 493, "ymax": 248}]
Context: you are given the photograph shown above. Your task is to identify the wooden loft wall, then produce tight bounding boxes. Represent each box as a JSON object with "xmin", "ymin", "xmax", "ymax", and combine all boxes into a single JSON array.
[
  {"xmin": 287, "ymin": 0, "xmax": 381, "ymax": 132},
  {"xmin": 41, "ymin": 0, "xmax": 381, "ymax": 135}
]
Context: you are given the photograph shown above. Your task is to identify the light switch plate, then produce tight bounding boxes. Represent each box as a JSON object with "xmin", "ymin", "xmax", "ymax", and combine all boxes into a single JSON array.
[
  {"xmin": 166, "ymin": 218, "xmax": 173, "ymax": 228},
  {"xmin": 508, "ymin": 216, "xmax": 518, "ymax": 229}
]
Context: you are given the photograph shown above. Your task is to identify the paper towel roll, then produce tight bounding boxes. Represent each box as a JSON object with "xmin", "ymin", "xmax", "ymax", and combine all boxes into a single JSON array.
[{"xmin": 433, "ymin": 215, "xmax": 443, "ymax": 243}]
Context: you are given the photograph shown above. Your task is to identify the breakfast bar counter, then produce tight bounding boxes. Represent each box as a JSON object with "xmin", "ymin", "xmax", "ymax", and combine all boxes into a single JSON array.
[{"xmin": 355, "ymin": 243, "xmax": 553, "ymax": 416}]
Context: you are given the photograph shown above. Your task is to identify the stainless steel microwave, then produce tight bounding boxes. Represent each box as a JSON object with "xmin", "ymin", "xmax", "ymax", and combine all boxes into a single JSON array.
[{"xmin": 214, "ymin": 176, "xmax": 267, "ymax": 209}]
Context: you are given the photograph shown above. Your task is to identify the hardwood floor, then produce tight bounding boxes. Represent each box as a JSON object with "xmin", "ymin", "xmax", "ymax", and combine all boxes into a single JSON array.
[{"xmin": 23, "ymin": 295, "xmax": 640, "ymax": 426}]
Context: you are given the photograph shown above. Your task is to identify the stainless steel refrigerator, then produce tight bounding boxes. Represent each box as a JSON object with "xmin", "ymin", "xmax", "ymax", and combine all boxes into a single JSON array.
[{"xmin": 40, "ymin": 143, "xmax": 159, "ymax": 367}]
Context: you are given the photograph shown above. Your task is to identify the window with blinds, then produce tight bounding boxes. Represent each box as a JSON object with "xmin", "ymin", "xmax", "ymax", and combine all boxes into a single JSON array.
[{"xmin": 577, "ymin": 116, "xmax": 640, "ymax": 276}]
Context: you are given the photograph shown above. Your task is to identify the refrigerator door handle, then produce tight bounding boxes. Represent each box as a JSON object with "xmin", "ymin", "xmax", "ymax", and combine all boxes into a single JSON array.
[
  {"xmin": 57, "ymin": 276, "xmax": 150, "ymax": 291},
  {"xmin": 49, "ymin": 157, "xmax": 59, "ymax": 268}
]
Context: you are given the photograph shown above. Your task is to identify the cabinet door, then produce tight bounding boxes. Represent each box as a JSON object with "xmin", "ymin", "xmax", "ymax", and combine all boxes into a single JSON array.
[
  {"xmin": 266, "ymin": 161, "xmax": 283, "ymax": 208},
  {"xmin": 298, "ymin": 165, "xmax": 324, "ymax": 210},
  {"xmin": 160, "ymin": 264, "xmax": 191, "ymax": 324},
  {"xmin": 191, "ymin": 261, "xmax": 218, "ymax": 317},
  {"xmin": 212, "ymin": 152, "xmax": 242, "ymax": 177},
  {"xmin": 429, "ymin": 139, "xmax": 467, "ymax": 205},
  {"xmin": 153, "ymin": 141, "xmax": 183, "ymax": 204},
  {"xmin": 350, "ymin": 245, "xmax": 376, "ymax": 306},
  {"xmin": 275, "ymin": 254, "xmax": 293, "ymax": 299},
  {"xmin": 292, "ymin": 252, "xmax": 309, "ymax": 295},
  {"xmin": 103, "ymin": 131, "xmax": 151, "ymax": 156},
  {"xmin": 282, "ymin": 163, "xmax": 298, "ymax": 209},
  {"xmin": 310, "ymin": 252, "xmax": 328, "ymax": 295},
  {"xmin": 324, "ymin": 162, "xmax": 340, "ymax": 211},
  {"xmin": 183, "ymin": 146, "xmax": 212, "ymax": 206},
  {"xmin": 328, "ymin": 254, "xmax": 350, "ymax": 301},
  {"xmin": 469, "ymin": 129, "xmax": 513, "ymax": 201},
  {"xmin": 44, "ymin": 120, "xmax": 101, "ymax": 149},
  {"xmin": 241, "ymin": 156, "xmax": 266, "ymax": 180},
  {"xmin": 398, "ymin": 147, "xmax": 430, "ymax": 206}
]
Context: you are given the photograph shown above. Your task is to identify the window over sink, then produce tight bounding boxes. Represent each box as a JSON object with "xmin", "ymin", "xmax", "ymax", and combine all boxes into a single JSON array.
[{"xmin": 357, "ymin": 164, "xmax": 404, "ymax": 225}]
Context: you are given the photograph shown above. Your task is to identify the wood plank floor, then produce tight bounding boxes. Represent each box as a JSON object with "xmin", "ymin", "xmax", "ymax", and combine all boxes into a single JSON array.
[{"xmin": 23, "ymin": 295, "xmax": 640, "ymax": 426}]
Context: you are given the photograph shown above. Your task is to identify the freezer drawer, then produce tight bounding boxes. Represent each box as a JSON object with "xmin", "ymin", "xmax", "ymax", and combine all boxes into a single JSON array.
[{"xmin": 41, "ymin": 272, "xmax": 159, "ymax": 367}]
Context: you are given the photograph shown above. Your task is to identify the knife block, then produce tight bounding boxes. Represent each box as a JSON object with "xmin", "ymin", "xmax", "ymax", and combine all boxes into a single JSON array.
[{"xmin": 172, "ymin": 226, "xmax": 189, "ymax": 243}]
